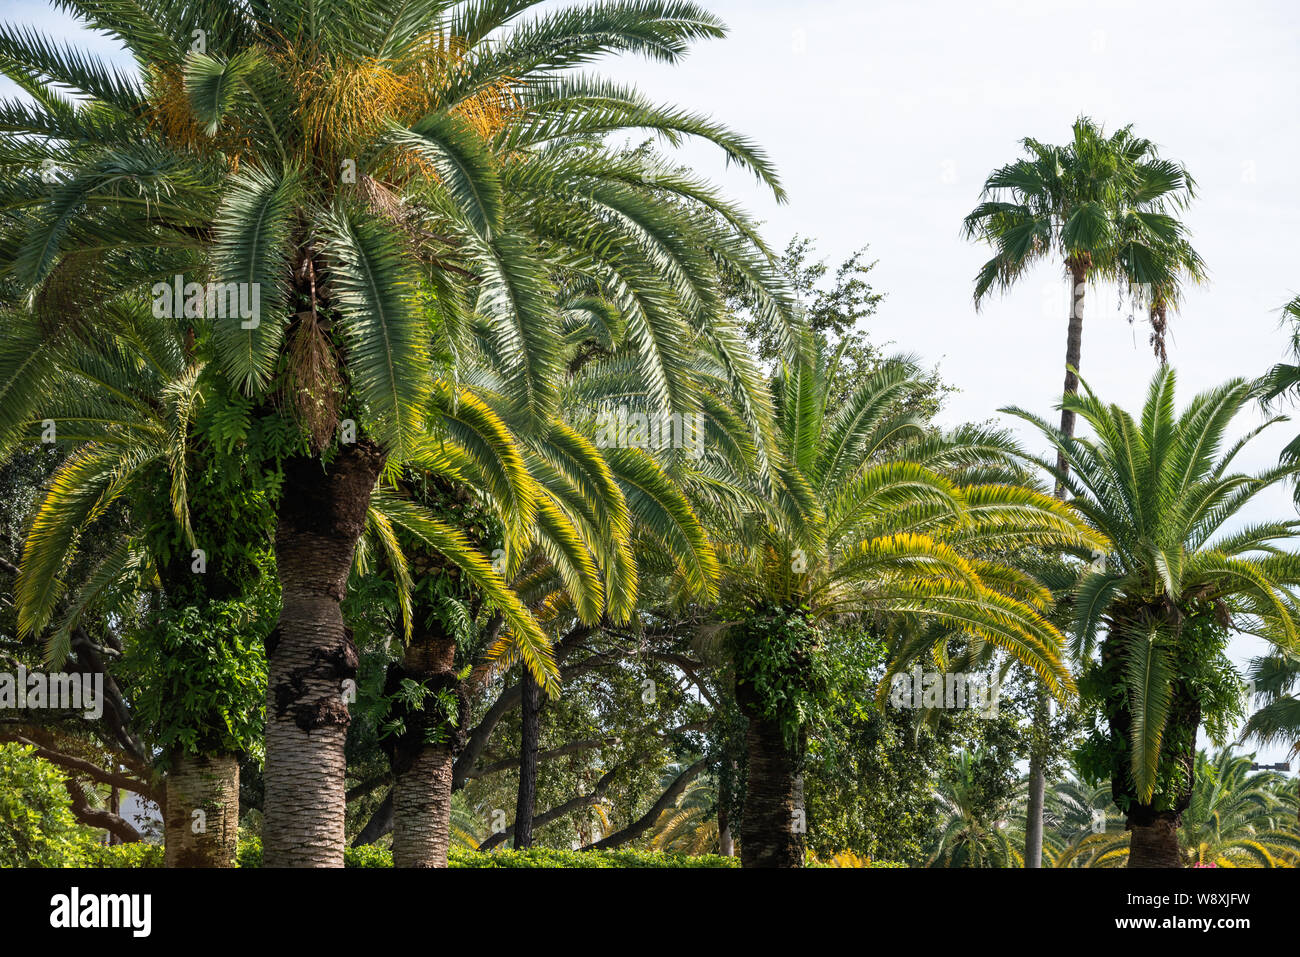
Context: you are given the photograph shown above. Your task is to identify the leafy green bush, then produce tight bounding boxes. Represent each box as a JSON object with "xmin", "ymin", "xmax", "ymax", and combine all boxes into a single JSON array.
[
  {"xmin": 0, "ymin": 743, "xmax": 96, "ymax": 867},
  {"xmin": 447, "ymin": 847, "xmax": 740, "ymax": 868},
  {"xmin": 122, "ymin": 598, "xmax": 270, "ymax": 769},
  {"xmin": 83, "ymin": 841, "xmax": 165, "ymax": 868},
  {"xmin": 98, "ymin": 834, "xmax": 885, "ymax": 868}
]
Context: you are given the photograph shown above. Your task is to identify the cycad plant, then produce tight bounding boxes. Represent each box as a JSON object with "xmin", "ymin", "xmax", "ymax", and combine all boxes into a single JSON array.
[
  {"xmin": 1006, "ymin": 368, "xmax": 1300, "ymax": 866},
  {"xmin": 715, "ymin": 332, "xmax": 1103, "ymax": 867},
  {"xmin": 0, "ymin": 0, "xmax": 789, "ymax": 865}
]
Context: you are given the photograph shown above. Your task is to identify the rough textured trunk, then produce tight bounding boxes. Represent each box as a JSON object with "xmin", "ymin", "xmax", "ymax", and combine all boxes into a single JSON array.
[
  {"xmin": 263, "ymin": 441, "xmax": 384, "ymax": 868},
  {"xmin": 392, "ymin": 745, "xmax": 455, "ymax": 868},
  {"xmin": 1023, "ymin": 692, "xmax": 1050, "ymax": 869},
  {"xmin": 1128, "ymin": 813, "xmax": 1183, "ymax": 867},
  {"xmin": 164, "ymin": 752, "xmax": 239, "ymax": 868},
  {"xmin": 389, "ymin": 630, "xmax": 461, "ymax": 868},
  {"xmin": 736, "ymin": 682, "xmax": 802, "ymax": 868},
  {"xmin": 514, "ymin": 668, "xmax": 542, "ymax": 849},
  {"xmin": 1023, "ymin": 264, "xmax": 1090, "ymax": 868}
]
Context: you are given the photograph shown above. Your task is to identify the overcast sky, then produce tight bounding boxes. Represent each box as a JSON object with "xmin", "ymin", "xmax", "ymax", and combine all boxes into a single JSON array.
[{"xmin": 4, "ymin": 0, "xmax": 1299, "ymax": 763}]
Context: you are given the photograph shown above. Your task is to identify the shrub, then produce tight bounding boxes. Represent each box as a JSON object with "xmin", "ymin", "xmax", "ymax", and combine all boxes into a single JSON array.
[
  {"xmin": 0, "ymin": 743, "xmax": 96, "ymax": 866},
  {"xmin": 83, "ymin": 841, "xmax": 165, "ymax": 868}
]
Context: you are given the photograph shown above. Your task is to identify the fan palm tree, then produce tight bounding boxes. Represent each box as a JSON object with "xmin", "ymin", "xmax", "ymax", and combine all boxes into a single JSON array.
[
  {"xmin": 0, "ymin": 0, "xmax": 789, "ymax": 866},
  {"xmin": 715, "ymin": 331, "xmax": 1104, "ymax": 867},
  {"xmin": 963, "ymin": 118, "xmax": 1200, "ymax": 866},
  {"xmin": 1006, "ymin": 368, "xmax": 1300, "ymax": 866}
]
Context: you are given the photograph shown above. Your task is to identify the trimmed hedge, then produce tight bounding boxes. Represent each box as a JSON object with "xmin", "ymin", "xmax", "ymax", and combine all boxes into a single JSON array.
[
  {"xmin": 233, "ymin": 837, "xmax": 737, "ymax": 868},
  {"xmin": 87, "ymin": 838, "xmax": 900, "ymax": 868}
]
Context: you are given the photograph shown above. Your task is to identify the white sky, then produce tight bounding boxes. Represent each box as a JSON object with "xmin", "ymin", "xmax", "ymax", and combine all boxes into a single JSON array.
[{"xmin": 3, "ymin": 0, "xmax": 1298, "ymax": 764}]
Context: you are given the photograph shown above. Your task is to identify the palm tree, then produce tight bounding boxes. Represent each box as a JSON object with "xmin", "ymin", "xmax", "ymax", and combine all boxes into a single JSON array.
[
  {"xmin": 715, "ymin": 331, "xmax": 1103, "ymax": 867},
  {"xmin": 1258, "ymin": 294, "xmax": 1300, "ymax": 495},
  {"xmin": 1056, "ymin": 750, "xmax": 1300, "ymax": 866},
  {"xmin": 1180, "ymin": 749, "xmax": 1300, "ymax": 866},
  {"xmin": 1239, "ymin": 648, "xmax": 1300, "ymax": 763},
  {"xmin": 963, "ymin": 116, "xmax": 1200, "ymax": 865},
  {"xmin": 1006, "ymin": 368, "xmax": 1300, "ymax": 866},
  {"xmin": 926, "ymin": 751, "xmax": 1025, "ymax": 868},
  {"xmin": 0, "ymin": 297, "xmax": 271, "ymax": 867},
  {"xmin": 0, "ymin": 0, "xmax": 789, "ymax": 865}
]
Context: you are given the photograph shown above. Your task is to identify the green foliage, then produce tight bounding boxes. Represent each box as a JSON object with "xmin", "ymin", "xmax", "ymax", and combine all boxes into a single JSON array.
[
  {"xmin": 121, "ymin": 597, "xmax": 271, "ymax": 767},
  {"xmin": 0, "ymin": 744, "xmax": 94, "ymax": 867},
  {"xmin": 231, "ymin": 835, "xmax": 736, "ymax": 868},
  {"xmin": 82, "ymin": 841, "xmax": 166, "ymax": 868},
  {"xmin": 1013, "ymin": 368, "xmax": 1300, "ymax": 817},
  {"xmin": 729, "ymin": 606, "xmax": 829, "ymax": 748}
]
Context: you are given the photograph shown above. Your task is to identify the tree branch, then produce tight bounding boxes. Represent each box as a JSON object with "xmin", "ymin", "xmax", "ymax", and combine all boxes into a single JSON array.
[{"xmin": 581, "ymin": 758, "xmax": 708, "ymax": 851}]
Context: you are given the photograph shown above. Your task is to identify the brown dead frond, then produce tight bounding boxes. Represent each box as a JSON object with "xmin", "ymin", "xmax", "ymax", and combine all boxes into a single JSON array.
[{"xmin": 283, "ymin": 306, "xmax": 343, "ymax": 451}]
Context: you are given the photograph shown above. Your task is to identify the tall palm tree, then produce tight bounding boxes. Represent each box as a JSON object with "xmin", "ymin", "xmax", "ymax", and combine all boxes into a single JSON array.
[
  {"xmin": 963, "ymin": 117, "xmax": 1200, "ymax": 865},
  {"xmin": 715, "ymin": 331, "xmax": 1103, "ymax": 867},
  {"xmin": 1006, "ymin": 368, "xmax": 1300, "ymax": 866},
  {"xmin": 0, "ymin": 0, "xmax": 789, "ymax": 866}
]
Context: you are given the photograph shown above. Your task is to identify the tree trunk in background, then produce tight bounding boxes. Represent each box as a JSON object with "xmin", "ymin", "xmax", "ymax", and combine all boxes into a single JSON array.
[
  {"xmin": 736, "ymin": 682, "xmax": 802, "ymax": 868},
  {"xmin": 263, "ymin": 441, "xmax": 384, "ymax": 868},
  {"xmin": 1024, "ymin": 263, "xmax": 1090, "ymax": 869},
  {"xmin": 1128, "ymin": 813, "xmax": 1183, "ymax": 867},
  {"xmin": 389, "ymin": 630, "xmax": 461, "ymax": 868},
  {"xmin": 718, "ymin": 806, "xmax": 734, "ymax": 857},
  {"xmin": 514, "ymin": 668, "xmax": 542, "ymax": 849},
  {"xmin": 164, "ymin": 752, "xmax": 239, "ymax": 867}
]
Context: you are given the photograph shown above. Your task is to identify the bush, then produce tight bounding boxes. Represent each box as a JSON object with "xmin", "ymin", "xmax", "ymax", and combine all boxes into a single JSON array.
[
  {"xmin": 0, "ymin": 743, "xmax": 96, "ymax": 866},
  {"xmin": 231, "ymin": 837, "xmax": 734, "ymax": 868},
  {"xmin": 447, "ymin": 847, "xmax": 739, "ymax": 868},
  {"xmin": 98, "ymin": 834, "xmax": 893, "ymax": 869},
  {"xmin": 83, "ymin": 842, "xmax": 165, "ymax": 868}
]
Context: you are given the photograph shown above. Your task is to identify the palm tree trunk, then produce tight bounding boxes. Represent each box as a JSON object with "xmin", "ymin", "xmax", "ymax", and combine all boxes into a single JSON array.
[
  {"xmin": 164, "ymin": 752, "xmax": 239, "ymax": 867},
  {"xmin": 389, "ymin": 630, "xmax": 460, "ymax": 868},
  {"xmin": 736, "ymin": 681, "xmax": 803, "ymax": 867},
  {"xmin": 1128, "ymin": 812, "xmax": 1183, "ymax": 867},
  {"xmin": 1024, "ymin": 263, "xmax": 1090, "ymax": 868},
  {"xmin": 263, "ymin": 441, "xmax": 385, "ymax": 868},
  {"xmin": 514, "ymin": 668, "xmax": 542, "ymax": 848}
]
